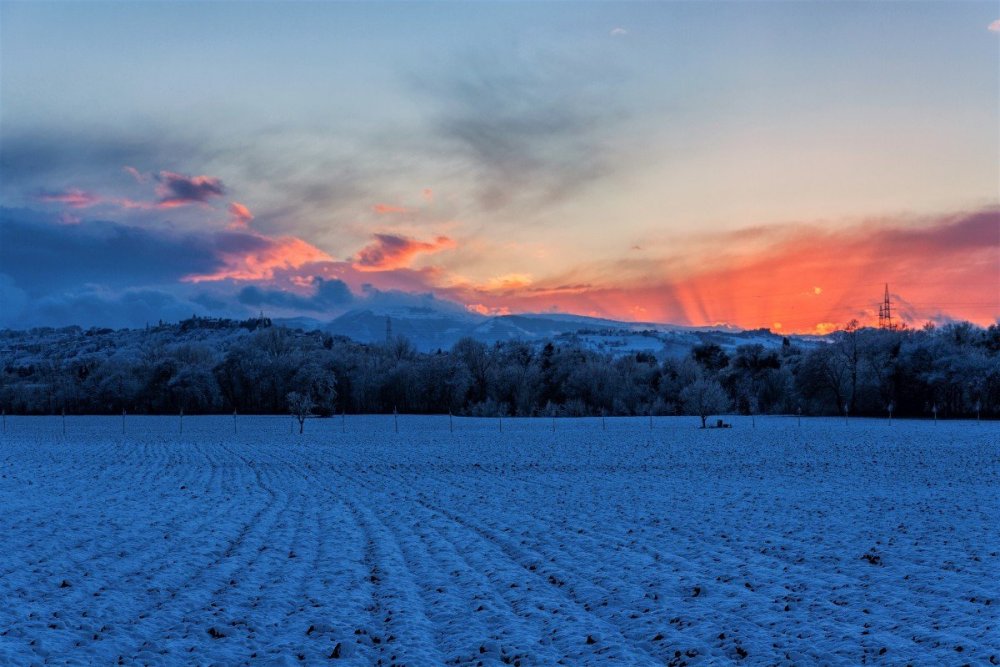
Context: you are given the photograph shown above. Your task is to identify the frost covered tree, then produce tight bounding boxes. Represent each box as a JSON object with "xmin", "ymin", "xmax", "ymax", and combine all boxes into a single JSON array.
[
  {"xmin": 680, "ymin": 377, "xmax": 730, "ymax": 428},
  {"xmin": 287, "ymin": 391, "xmax": 315, "ymax": 434},
  {"xmin": 2, "ymin": 316, "xmax": 998, "ymax": 418}
]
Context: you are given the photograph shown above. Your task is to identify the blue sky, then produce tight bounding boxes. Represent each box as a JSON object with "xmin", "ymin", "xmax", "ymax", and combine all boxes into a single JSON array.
[{"xmin": 1, "ymin": 2, "xmax": 997, "ymax": 331}]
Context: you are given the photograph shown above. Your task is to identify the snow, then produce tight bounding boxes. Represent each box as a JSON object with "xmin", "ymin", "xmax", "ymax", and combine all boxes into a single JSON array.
[{"xmin": 0, "ymin": 416, "xmax": 997, "ymax": 665}]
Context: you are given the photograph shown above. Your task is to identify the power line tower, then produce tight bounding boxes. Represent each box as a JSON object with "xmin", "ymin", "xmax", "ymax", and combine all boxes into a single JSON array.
[
  {"xmin": 877, "ymin": 284, "xmax": 896, "ymax": 330},
  {"xmin": 385, "ymin": 316, "xmax": 392, "ymax": 343}
]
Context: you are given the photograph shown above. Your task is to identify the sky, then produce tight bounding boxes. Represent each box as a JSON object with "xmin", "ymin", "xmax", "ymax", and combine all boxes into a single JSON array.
[{"xmin": 1, "ymin": 1, "xmax": 998, "ymax": 333}]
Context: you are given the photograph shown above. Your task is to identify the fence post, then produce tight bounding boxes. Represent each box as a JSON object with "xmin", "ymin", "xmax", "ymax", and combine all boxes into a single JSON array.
[
  {"xmin": 62, "ymin": 407, "xmax": 66, "ymax": 436},
  {"xmin": 449, "ymin": 410, "xmax": 453, "ymax": 434},
  {"xmin": 233, "ymin": 409, "xmax": 237, "ymax": 436},
  {"xmin": 342, "ymin": 409, "xmax": 346, "ymax": 434},
  {"xmin": 179, "ymin": 408, "xmax": 184, "ymax": 435},
  {"xmin": 394, "ymin": 406, "xmax": 398, "ymax": 434},
  {"xmin": 122, "ymin": 408, "xmax": 126, "ymax": 435}
]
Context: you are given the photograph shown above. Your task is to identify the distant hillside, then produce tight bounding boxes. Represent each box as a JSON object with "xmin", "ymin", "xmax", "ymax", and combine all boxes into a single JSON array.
[
  {"xmin": 0, "ymin": 308, "xmax": 817, "ymax": 366},
  {"xmin": 274, "ymin": 307, "xmax": 814, "ymax": 353}
]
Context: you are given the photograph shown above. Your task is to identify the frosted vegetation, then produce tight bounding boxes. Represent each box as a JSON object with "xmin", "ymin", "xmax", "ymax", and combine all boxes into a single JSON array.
[
  {"xmin": 0, "ymin": 416, "xmax": 996, "ymax": 665},
  {"xmin": 1, "ymin": 318, "xmax": 997, "ymax": 420}
]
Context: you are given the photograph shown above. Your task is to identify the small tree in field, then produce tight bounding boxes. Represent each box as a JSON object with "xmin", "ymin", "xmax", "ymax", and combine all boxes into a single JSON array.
[
  {"xmin": 681, "ymin": 378, "xmax": 730, "ymax": 428},
  {"xmin": 287, "ymin": 391, "xmax": 315, "ymax": 434}
]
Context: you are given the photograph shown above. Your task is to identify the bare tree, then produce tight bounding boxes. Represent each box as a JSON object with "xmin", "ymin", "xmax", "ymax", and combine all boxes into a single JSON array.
[
  {"xmin": 735, "ymin": 375, "xmax": 760, "ymax": 427},
  {"xmin": 287, "ymin": 391, "xmax": 315, "ymax": 434},
  {"xmin": 681, "ymin": 378, "xmax": 730, "ymax": 428}
]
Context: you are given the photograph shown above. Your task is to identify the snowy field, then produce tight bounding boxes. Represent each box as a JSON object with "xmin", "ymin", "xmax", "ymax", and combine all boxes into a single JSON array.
[{"xmin": 0, "ymin": 416, "xmax": 997, "ymax": 666}]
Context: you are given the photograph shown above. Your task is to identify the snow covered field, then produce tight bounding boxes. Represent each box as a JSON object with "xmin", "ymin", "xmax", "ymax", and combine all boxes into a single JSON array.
[{"xmin": 0, "ymin": 416, "xmax": 996, "ymax": 666}]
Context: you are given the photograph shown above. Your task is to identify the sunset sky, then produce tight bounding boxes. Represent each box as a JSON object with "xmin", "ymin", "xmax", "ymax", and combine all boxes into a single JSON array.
[{"xmin": 1, "ymin": 2, "xmax": 998, "ymax": 332}]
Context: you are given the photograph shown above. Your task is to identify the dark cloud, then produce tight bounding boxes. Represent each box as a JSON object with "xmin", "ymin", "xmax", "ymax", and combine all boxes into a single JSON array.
[
  {"xmin": 155, "ymin": 171, "xmax": 225, "ymax": 207},
  {"xmin": 0, "ymin": 208, "xmax": 222, "ymax": 294},
  {"xmin": 0, "ymin": 207, "xmax": 352, "ymax": 327},
  {"xmin": 0, "ymin": 286, "xmax": 218, "ymax": 330},
  {"xmin": 415, "ymin": 50, "xmax": 624, "ymax": 210},
  {"xmin": 237, "ymin": 278, "xmax": 353, "ymax": 312},
  {"xmin": 0, "ymin": 127, "xmax": 204, "ymax": 193},
  {"xmin": 357, "ymin": 286, "xmax": 474, "ymax": 317},
  {"xmin": 190, "ymin": 292, "xmax": 231, "ymax": 312}
]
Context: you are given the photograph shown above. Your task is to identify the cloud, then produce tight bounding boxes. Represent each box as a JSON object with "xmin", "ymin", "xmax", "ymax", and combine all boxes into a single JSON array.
[
  {"xmin": 155, "ymin": 171, "xmax": 225, "ymax": 207},
  {"xmin": 415, "ymin": 49, "xmax": 625, "ymax": 210},
  {"xmin": 228, "ymin": 201, "xmax": 254, "ymax": 228},
  {"xmin": 989, "ymin": 19, "xmax": 1000, "ymax": 32},
  {"xmin": 237, "ymin": 277, "xmax": 353, "ymax": 312},
  {"xmin": 0, "ymin": 208, "xmax": 222, "ymax": 294},
  {"xmin": 610, "ymin": 27, "xmax": 628, "ymax": 37},
  {"xmin": 466, "ymin": 303, "xmax": 510, "ymax": 316},
  {"xmin": 0, "ymin": 128, "xmax": 206, "ymax": 204},
  {"xmin": 35, "ymin": 288, "xmax": 212, "ymax": 329},
  {"xmin": 478, "ymin": 273, "xmax": 533, "ymax": 292},
  {"xmin": 123, "ymin": 166, "xmax": 149, "ymax": 183},
  {"xmin": 0, "ymin": 277, "xmax": 219, "ymax": 329},
  {"xmin": 443, "ymin": 207, "xmax": 1000, "ymax": 332},
  {"xmin": 38, "ymin": 189, "xmax": 103, "ymax": 209},
  {"xmin": 183, "ymin": 232, "xmax": 334, "ymax": 283},
  {"xmin": 372, "ymin": 203, "xmax": 410, "ymax": 215},
  {"xmin": 33, "ymin": 170, "xmax": 228, "ymax": 214},
  {"xmin": 36, "ymin": 187, "xmax": 159, "ymax": 212},
  {"xmin": 352, "ymin": 234, "xmax": 456, "ymax": 271}
]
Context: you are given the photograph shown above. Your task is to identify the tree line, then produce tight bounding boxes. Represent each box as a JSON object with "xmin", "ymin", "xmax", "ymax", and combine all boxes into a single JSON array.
[{"xmin": 1, "ymin": 317, "xmax": 998, "ymax": 420}]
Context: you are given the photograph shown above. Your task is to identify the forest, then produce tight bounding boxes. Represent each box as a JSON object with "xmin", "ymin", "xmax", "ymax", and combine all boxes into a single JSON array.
[{"xmin": 1, "ymin": 316, "xmax": 998, "ymax": 419}]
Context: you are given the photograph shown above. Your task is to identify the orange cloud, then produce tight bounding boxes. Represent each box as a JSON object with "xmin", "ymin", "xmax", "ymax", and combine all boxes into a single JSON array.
[
  {"xmin": 479, "ymin": 273, "xmax": 533, "ymax": 292},
  {"xmin": 352, "ymin": 234, "xmax": 456, "ymax": 272},
  {"xmin": 466, "ymin": 303, "xmax": 511, "ymax": 316},
  {"xmin": 440, "ymin": 208, "xmax": 999, "ymax": 332},
  {"xmin": 184, "ymin": 234, "xmax": 334, "ymax": 283}
]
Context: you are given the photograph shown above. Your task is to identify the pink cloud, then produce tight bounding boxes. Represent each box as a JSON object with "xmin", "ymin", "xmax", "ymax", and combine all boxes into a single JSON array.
[
  {"xmin": 228, "ymin": 201, "xmax": 254, "ymax": 228},
  {"xmin": 123, "ymin": 166, "xmax": 149, "ymax": 183},
  {"xmin": 38, "ymin": 189, "xmax": 103, "ymax": 209},
  {"xmin": 352, "ymin": 234, "xmax": 456, "ymax": 272},
  {"xmin": 372, "ymin": 203, "xmax": 411, "ymax": 215},
  {"xmin": 41, "ymin": 170, "xmax": 227, "ymax": 213}
]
